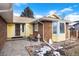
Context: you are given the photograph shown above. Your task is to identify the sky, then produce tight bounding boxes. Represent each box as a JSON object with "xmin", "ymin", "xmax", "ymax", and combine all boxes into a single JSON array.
[{"xmin": 13, "ymin": 3, "xmax": 79, "ymax": 21}]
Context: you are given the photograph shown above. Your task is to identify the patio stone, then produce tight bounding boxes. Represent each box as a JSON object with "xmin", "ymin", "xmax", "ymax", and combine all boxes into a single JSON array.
[{"xmin": 0, "ymin": 39, "xmax": 41, "ymax": 56}]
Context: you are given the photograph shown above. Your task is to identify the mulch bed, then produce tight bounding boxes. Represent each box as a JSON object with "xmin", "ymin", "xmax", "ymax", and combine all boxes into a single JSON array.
[
  {"xmin": 25, "ymin": 40, "xmax": 79, "ymax": 56},
  {"xmin": 25, "ymin": 43, "xmax": 47, "ymax": 56}
]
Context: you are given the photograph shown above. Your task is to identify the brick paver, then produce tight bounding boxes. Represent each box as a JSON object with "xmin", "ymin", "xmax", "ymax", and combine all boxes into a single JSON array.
[{"xmin": 0, "ymin": 40, "xmax": 40, "ymax": 56}]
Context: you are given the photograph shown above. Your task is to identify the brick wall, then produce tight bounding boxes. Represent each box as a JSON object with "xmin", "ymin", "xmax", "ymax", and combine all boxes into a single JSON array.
[{"xmin": 0, "ymin": 16, "xmax": 7, "ymax": 50}]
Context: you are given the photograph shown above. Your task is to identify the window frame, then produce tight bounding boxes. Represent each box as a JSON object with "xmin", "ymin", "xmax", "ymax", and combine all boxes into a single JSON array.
[
  {"xmin": 60, "ymin": 23, "xmax": 65, "ymax": 33},
  {"xmin": 22, "ymin": 24, "xmax": 25, "ymax": 32},
  {"xmin": 52, "ymin": 21, "xmax": 58, "ymax": 34}
]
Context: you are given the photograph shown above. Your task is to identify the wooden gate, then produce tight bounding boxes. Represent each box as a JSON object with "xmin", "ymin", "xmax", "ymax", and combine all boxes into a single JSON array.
[{"xmin": 70, "ymin": 30, "xmax": 76, "ymax": 38}]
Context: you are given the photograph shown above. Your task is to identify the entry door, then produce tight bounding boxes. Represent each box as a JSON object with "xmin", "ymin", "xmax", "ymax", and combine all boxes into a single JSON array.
[{"xmin": 15, "ymin": 24, "xmax": 20, "ymax": 36}]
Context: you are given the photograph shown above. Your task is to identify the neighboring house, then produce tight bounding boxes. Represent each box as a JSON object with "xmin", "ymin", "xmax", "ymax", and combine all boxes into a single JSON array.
[
  {"xmin": 32, "ymin": 14, "xmax": 69, "ymax": 42},
  {"xmin": 69, "ymin": 22, "xmax": 79, "ymax": 40}
]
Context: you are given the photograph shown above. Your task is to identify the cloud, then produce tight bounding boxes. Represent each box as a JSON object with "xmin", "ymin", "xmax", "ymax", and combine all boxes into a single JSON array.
[
  {"xmin": 60, "ymin": 8, "xmax": 73, "ymax": 13},
  {"xmin": 34, "ymin": 15, "xmax": 43, "ymax": 19},
  {"xmin": 48, "ymin": 10, "xmax": 57, "ymax": 15},
  {"xmin": 14, "ymin": 13, "xmax": 20, "ymax": 16},
  {"xmin": 48, "ymin": 7, "xmax": 73, "ymax": 16},
  {"xmin": 64, "ymin": 14, "xmax": 79, "ymax": 22},
  {"xmin": 70, "ymin": 12, "xmax": 79, "ymax": 15}
]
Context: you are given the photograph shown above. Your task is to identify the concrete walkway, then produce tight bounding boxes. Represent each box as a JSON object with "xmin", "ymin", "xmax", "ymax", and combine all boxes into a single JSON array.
[{"xmin": 0, "ymin": 40, "xmax": 41, "ymax": 56}]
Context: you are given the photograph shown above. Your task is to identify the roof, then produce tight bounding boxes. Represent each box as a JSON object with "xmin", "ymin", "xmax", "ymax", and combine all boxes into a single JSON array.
[
  {"xmin": 73, "ymin": 23, "xmax": 79, "ymax": 30},
  {"xmin": 33, "ymin": 14, "xmax": 60, "ymax": 23},
  {"xmin": 0, "ymin": 3, "xmax": 12, "ymax": 10},
  {"xmin": 0, "ymin": 3, "xmax": 13, "ymax": 23},
  {"xmin": 0, "ymin": 3, "xmax": 35, "ymax": 24},
  {"xmin": 48, "ymin": 14, "xmax": 61, "ymax": 19},
  {"xmin": 38, "ymin": 16, "xmax": 59, "ymax": 21},
  {"xmin": 13, "ymin": 16, "xmax": 35, "ymax": 23},
  {"xmin": 33, "ymin": 14, "xmax": 68, "ymax": 23},
  {"xmin": 70, "ymin": 22, "xmax": 79, "ymax": 30}
]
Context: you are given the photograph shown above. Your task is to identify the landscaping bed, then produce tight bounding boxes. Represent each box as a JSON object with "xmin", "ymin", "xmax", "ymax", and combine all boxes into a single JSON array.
[{"xmin": 61, "ymin": 40, "xmax": 79, "ymax": 56}]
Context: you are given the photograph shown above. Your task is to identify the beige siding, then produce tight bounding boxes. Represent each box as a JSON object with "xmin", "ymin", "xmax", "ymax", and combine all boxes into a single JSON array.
[
  {"xmin": 25, "ymin": 23, "xmax": 33, "ymax": 37},
  {"xmin": 7, "ymin": 24, "xmax": 15, "ymax": 39},
  {"xmin": 52, "ymin": 22, "xmax": 67, "ymax": 42}
]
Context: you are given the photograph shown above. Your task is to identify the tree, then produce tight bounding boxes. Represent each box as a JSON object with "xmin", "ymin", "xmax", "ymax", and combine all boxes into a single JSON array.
[{"xmin": 20, "ymin": 7, "xmax": 34, "ymax": 18}]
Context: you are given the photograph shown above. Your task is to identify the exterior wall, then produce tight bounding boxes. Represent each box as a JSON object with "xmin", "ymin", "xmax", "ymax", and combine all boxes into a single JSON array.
[
  {"xmin": 52, "ymin": 22, "xmax": 66, "ymax": 42},
  {"xmin": 33, "ymin": 21, "xmax": 67, "ymax": 42},
  {"xmin": 33, "ymin": 21, "xmax": 52, "ymax": 42},
  {"xmin": 7, "ymin": 23, "xmax": 33, "ymax": 38},
  {"xmin": 56, "ymin": 34, "xmax": 66, "ymax": 42},
  {"xmin": 7, "ymin": 24, "xmax": 15, "ymax": 39},
  {"xmin": 57, "ymin": 22, "xmax": 66, "ymax": 42},
  {"xmin": 25, "ymin": 23, "xmax": 33, "ymax": 37},
  {"xmin": 52, "ymin": 33, "xmax": 66, "ymax": 42},
  {"xmin": 0, "ymin": 16, "xmax": 7, "ymax": 49},
  {"xmin": 43, "ymin": 21, "xmax": 52, "ymax": 42}
]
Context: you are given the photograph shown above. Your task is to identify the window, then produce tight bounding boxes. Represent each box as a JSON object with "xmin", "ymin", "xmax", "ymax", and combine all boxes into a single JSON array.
[
  {"xmin": 52, "ymin": 22, "xmax": 58, "ymax": 34},
  {"xmin": 60, "ymin": 23, "xmax": 64, "ymax": 33},
  {"xmin": 34, "ymin": 23, "xmax": 38, "ymax": 31},
  {"xmin": 22, "ymin": 24, "xmax": 24, "ymax": 32}
]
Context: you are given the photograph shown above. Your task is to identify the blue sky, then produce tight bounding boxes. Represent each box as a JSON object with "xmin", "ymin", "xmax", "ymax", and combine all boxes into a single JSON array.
[{"xmin": 13, "ymin": 3, "xmax": 79, "ymax": 19}]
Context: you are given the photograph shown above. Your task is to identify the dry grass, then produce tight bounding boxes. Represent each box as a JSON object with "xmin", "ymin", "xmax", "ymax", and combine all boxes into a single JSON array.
[
  {"xmin": 64, "ymin": 45, "xmax": 79, "ymax": 56},
  {"xmin": 61, "ymin": 40, "xmax": 79, "ymax": 56}
]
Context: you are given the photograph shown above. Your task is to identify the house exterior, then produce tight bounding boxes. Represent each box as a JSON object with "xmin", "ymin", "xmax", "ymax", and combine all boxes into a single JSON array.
[
  {"xmin": 7, "ymin": 16, "xmax": 34, "ymax": 40},
  {"xmin": 7, "ymin": 14, "xmax": 69, "ymax": 42},
  {"xmin": 33, "ymin": 14, "xmax": 68, "ymax": 42},
  {"xmin": 0, "ymin": 3, "xmax": 69, "ymax": 43}
]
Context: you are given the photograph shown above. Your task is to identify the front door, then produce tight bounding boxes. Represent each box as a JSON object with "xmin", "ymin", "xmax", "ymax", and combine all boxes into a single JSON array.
[{"xmin": 15, "ymin": 24, "xmax": 20, "ymax": 36}]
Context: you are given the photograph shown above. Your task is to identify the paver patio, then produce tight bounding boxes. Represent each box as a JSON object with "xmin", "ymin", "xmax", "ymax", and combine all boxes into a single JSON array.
[{"xmin": 0, "ymin": 39, "xmax": 41, "ymax": 56}]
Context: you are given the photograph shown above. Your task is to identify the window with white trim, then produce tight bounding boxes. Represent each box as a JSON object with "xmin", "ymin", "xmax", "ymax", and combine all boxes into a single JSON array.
[
  {"xmin": 60, "ymin": 23, "xmax": 64, "ymax": 33},
  {"xmin": 52, "ymin": 22, "xmax": 58, "ymax": 34}
]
